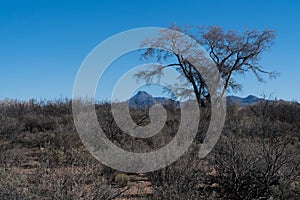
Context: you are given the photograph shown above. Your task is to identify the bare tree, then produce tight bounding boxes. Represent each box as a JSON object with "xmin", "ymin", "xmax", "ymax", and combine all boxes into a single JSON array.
[{"xmin": 135, "ymin": 25, "xmax": 277, "ymax": 106}]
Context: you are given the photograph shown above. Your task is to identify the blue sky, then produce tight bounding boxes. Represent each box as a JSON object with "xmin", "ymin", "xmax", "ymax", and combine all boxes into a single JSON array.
[{"xmin": 0, "ymin": 0, "xmax": 299, "ymax": 101}]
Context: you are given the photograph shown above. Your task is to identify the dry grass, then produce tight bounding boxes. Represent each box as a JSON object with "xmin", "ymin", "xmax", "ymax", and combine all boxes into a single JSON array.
[{"xmin": 0, "ymin": 99, "xmax": 299, "ymax": 199}]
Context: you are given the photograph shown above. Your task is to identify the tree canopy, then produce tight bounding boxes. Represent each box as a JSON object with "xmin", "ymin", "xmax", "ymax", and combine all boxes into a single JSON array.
[{"xmin": 135, "ymin": 25, "xmax": 277, "ymax": 106}]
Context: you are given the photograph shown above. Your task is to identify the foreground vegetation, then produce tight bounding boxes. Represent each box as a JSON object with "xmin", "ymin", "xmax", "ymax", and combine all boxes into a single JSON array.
[{"xmin": 0, "ymin": 98, "xmax": 299, "ymax": 199}]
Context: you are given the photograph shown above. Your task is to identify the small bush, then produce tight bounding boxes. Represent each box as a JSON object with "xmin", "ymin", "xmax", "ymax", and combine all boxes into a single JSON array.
[{"xmin": 114, "ymin": 173, "xmax": 129, "ymax": 187}]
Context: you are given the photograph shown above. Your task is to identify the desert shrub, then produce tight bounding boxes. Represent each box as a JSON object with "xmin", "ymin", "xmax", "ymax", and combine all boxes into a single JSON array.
[
  {"xmin": 147, "ymin": 147, "xmax": 214, "ymax": 200},
  {"xmin": 0, "ymin": 115, "xmax": 23, "ymax": 136},
  {"xmin": 210, "ymin": 100, "xmax": 300, "ymax": 199},
  {"xmin": 25, "ymin": 165, "xmax": 115, "ymax": 200},
  {"xmin": 0, "ymin": 168, "xmax": 28, "ymax": 199},
  {"xmin": 212, "ymin": 134, "xmax": 300, "ymax": 199}
]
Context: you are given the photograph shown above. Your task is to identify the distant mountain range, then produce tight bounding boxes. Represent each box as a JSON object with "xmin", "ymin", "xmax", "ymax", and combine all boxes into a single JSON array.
[
  {"xmin": 128, "ymin": 91, "xmax": 266, "ymax": 108},
  {"xmin": 227, "ymin": 95, "xmax": 265, "ymax": 106}
]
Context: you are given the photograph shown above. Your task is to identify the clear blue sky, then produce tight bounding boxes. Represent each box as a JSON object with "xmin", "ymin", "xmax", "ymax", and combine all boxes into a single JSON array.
[{"xmin": 1, "ymin": 0, "xmax": 299, "ymax": 101}]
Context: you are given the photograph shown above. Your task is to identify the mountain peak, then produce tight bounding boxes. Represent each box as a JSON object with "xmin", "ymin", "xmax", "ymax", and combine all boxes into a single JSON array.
[
  {"xmin": 132, "ymin": 91, "xmax": 153, "ymax": 100},
  {"xmin": 129, "ymin": 91, "xmax": 179, "ymax": 109},
  {"xmin": 135, "ymin": 91, "xmax": 152, "ymax": 97},
  {"xmin": 245, "ymin": 95, "xmax": 260, "ymax": 100},
  {"xmin": 129, "ymin": 91, "xmax": 154, "ymax": 109}
]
